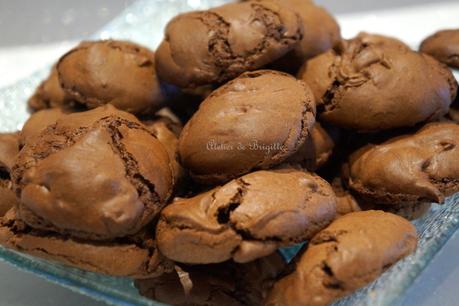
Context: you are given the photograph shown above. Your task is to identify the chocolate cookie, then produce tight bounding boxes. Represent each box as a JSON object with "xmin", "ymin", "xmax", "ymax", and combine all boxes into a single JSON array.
[
  {"xmin": 27, "ymin": 66, "xmax": 70, "ymax": 112},
  {"xmin": 332, "ymin": 175, "xmax": 429, "ymax": 220},
  {"xmin": 143, "ymin": 115, "xmax": 186, "ymax": 193},
  {"xmin": 12, "ymin": 105, "xmax": 174, "ymax": 240},
  {"xmin": 20, "ymin": 108, "xmax": 66, "ymax": 146},
  {"xmin": 178, "ymin": 70, "xmax": 316, "ymax": 184},
  {"xmin": 299, "ymin": 33, "xmax": 457, "ymax": 131},
  {"xmin": 420, "ymin": 29, "xmax": 459, "ymax": 68},
  {"xmin": 0, "ymin": 133, "xmax": 19, "ymax": 217},
  {"xmin": 347, "ymin": 122, "xmax": 459, "ymax": 207},
  {"xmin": 57, "ymin": 40, "xmax": 168, "ymax": 115},
  {"xmin": 286, "ymin": 123, "xmax": 334, "ymax": 171},
  {"xmin": 0, "ymin": 208, "xmax": 173, "ymax": 278},
  {"xmin": 135, "ymin": 252, "xmax": 286, "ymax": 306},
  {"xmin": 265, "ymin": 0, "xmax": 341, "ymax": 72},
  {"xmin": 264, "ymin": 210, "xmax": 418, "ymax": 306},
  {"xmin": 155, "ymin": 1, "xmax": 303, "ymax": 88},
  {"xmin": 156, "ymin": 168, "xmax": 336, "ymax": 264}
]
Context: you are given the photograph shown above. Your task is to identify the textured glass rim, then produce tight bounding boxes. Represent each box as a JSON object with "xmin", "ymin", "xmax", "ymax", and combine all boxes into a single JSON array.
[{"xmin": 0, "ymin": 0, "xmax": 459, "ymax": 305}]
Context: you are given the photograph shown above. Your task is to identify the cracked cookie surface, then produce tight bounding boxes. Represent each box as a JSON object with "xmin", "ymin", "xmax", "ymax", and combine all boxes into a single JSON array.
[
  {"xmin": 156, "ymin": 168, "xmax": 336, "ymax": 264},
  {"xmin": 155, "ymin": 1, "xmax": 303, "ymax": 88},
  {"xmin": 347, "ymin": 122, "xmax": 459, "ymax": 206},
  {"xmin": 12, "ymin": 105, "xmax": 174, "ymax": 240},
  {"xmin": 178, "ymin": 70, "xmax": 316, "ymax": 185},
  {"xmin": 264, "ymin": 210, "xmax": 417, "ymax": 306},
  {"xmin": 57, "ymin": 40, "xmax": 167, "ymax": 115},
  {"xmin": 299, "ymin": 33, "xmax": 457, "ymax": 131}
]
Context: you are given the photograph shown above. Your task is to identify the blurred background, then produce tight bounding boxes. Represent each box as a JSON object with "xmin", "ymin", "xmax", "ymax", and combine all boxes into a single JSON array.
[
  {"xmin": 0, "ymin": 0, "xmax": 439, "ymax": 48},
  {"xmin": 0, "ymin": 0, "xmax": 458, "ymax": 305},
  {"xmin": 0, "ymin": 0, "xmax": 446, "ymax": 89}
]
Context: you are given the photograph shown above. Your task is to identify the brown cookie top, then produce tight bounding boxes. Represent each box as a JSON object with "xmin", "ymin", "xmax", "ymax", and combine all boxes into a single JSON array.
[
  {"xmin": 420, "ymin": 29, "xmax": 459, "ymax": 68},
  {"xmin": 135, "ymin": 253, "xmax": 286, "ymax": 306},
  {"xmin": 348, "ymin": 122, "xmax": 459, "ymax": 206},
  {"xmin": 299, "ymin": 33, "xmax": 457, "ymax": 131},
  {"xmin": 20, "ymin": 108, "xmax": 66, "ymax": 146},
  {"xmin": 286, "ymin": 123, "xmax": 334, "ymax": 171},
  {"xmin": 266, "ymin": 0, "xmax": 341, "ymax": 72},
  {"xmin": 57, "ymin": 40, "xmax": 167, "ymax": 115},
  {"xmin": 156, "ymin": 168, "xmax": 336, "ymax": 264},
  {"xmin": 27, "ymin": 66, "xmax": 69, "ymax": 112},
  {"xmin": 0, "ymin": 208, "xmax": 173, "ymax": 278},
  {"xmin": 155, "ymin": 1, "xmax": 303, "ymax": 88},
  {"xmin": 264, "ymin": 210, "xmax": 418, "ymax": 306},
  {"xmin": 13, "ymin": 106, "xmax": 174, "ymax": 240},
  {"xmin": 178, "ymin": 70, "xmax": 316, "ymax": 185}
]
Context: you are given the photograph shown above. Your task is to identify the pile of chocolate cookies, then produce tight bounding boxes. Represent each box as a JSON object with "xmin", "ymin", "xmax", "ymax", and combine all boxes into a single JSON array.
[{"xmin": 1, "ymin": 1, "xmax": 459, "ymax": 305}]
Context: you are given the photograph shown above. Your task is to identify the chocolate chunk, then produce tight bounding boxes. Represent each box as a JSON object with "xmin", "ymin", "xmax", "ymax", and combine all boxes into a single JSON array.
[
  {"xmin": 299, "ymin": 33, "xmax": 457, "ymax": 131},
  {"xmin": 420, "ymin": 29, "xmax": 459, "ymax": 68},
  {"xmin": 264, "ymin": 211, "xmax": 418, "ymax": 306},
  {"xmin": 156, "ymin": 168, "xmax": 336, "ymax": 264},
  {"xmin": 178, "ymin": 70, "xmax": 316, "ymax": 184},
  {"xmin": 155, "ymin": 1, "xmax": 303, "ymax": 88}
]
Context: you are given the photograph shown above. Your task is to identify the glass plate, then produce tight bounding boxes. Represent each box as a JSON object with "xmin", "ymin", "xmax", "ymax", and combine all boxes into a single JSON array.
[{"xmin": 1, "ymin": 1, "xmax": 459, "ymax": 305}]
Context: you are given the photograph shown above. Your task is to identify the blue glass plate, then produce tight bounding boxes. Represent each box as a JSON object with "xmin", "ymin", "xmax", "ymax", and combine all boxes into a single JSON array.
[{"xmin": 1, "ymin": 1, "xmax": 459, "ymax": 305}]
